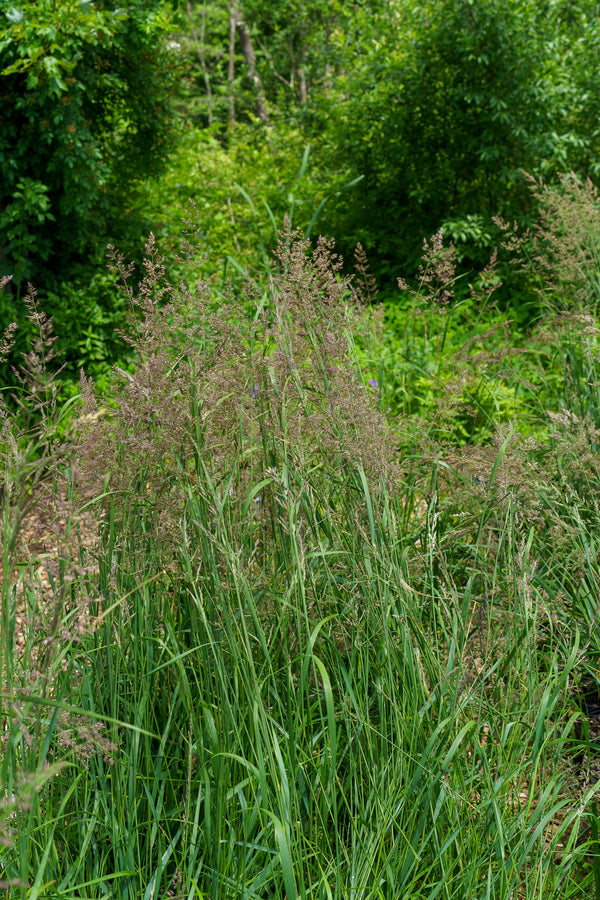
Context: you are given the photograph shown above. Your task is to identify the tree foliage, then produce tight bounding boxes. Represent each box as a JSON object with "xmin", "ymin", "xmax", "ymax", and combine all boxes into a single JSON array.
[
  {"xmin": 175, "ymin": 0, "xmax": 600, "ymax": 290},
  {"xmin": 316, "ymin": 0, "xmax": 600, "ymax": 280},
  {"xmin": 178, "ymin": 0, "xmax": 383, "ymax": 124},
  {"xmin": 3, "ymin": 0, "xmax": 600, "ymax": 381},
  {"xmin": 0, "ymin": 0, "xmax": 180, "ymax": 291}
]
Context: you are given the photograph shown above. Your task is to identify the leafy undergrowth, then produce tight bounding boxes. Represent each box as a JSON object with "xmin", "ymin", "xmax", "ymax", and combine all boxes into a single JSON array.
[{"xmin": 3, "ymin": 204, "xmax": 600, "ymax": 898}]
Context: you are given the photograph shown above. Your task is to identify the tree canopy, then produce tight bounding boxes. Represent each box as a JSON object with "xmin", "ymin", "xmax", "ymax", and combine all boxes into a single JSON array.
[{"xmin": 314, "ymin": 0, "xmax": 600, "ymax": 276}]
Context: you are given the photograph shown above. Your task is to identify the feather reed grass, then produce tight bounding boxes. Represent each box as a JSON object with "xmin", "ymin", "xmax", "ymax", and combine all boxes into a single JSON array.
[{"xmin": 2, "ymin": 215, "xmax": 600, "ymax": 898}]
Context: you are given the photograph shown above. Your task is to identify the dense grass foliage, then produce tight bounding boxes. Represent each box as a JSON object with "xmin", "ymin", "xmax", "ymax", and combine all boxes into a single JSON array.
[{"xmin": 3, "ymin": 194, "xmax": 600, "ymax": 897}]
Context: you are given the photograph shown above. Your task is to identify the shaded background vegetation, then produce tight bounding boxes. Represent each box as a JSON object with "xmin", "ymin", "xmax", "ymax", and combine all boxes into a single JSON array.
[{"xmin": 3, "ymin": 0, "xmax": 600, "ymax": 384}]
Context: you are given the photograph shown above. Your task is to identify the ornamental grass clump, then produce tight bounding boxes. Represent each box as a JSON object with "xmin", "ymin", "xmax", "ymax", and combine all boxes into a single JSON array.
[
  {"xmin": 75, "ymin": 227, "xmax": 399, "ymax": 573},
  {"xmin": 59, "ymin": 230, "xmax": 596, "ymax": 898},
  {"xmin": 5, "ymin": 220, "xmax": 600, "ymax": 896}
]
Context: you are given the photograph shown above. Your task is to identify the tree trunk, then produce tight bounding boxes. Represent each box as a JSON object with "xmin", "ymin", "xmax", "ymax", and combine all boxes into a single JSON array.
[
  {"xmin": 187, "ymin": 0, "xmax": 213, "ymax": 126},
  {"xmin": 231, "ymin": 3, "xmax": 270, "ymax": 126},
  {"xmin": 228, "ymin": 1, "xmax": 236, "ymax": 126},
  {"xmin": 297, "ymin": 66, "xmax": 308, "ymax": 104}
]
